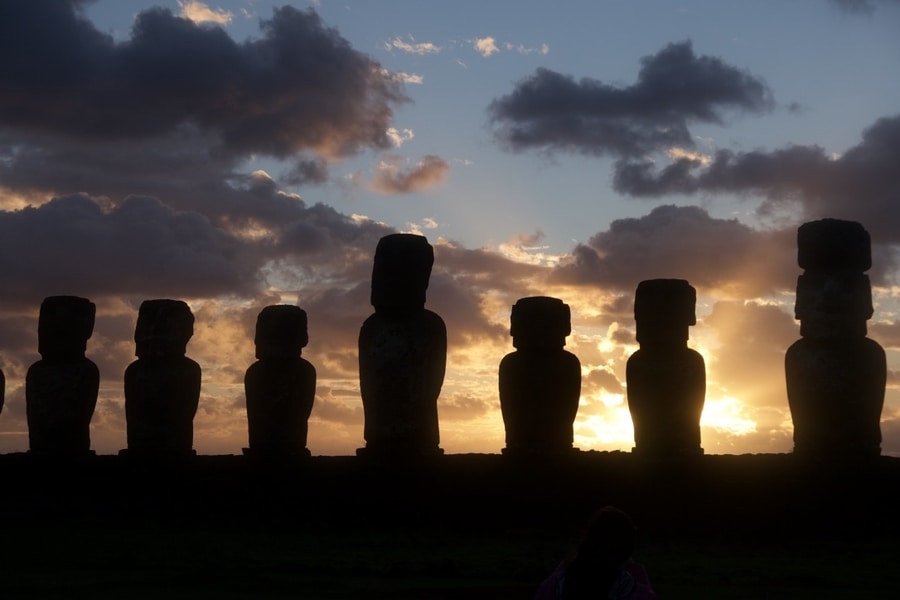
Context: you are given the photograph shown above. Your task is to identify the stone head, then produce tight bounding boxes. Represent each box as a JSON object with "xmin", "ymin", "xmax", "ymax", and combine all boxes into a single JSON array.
[
  {"xmin": 370, "ymin": 233, "xmax": 434, "ymax": 313},
  {"xmin": 795, "ymin": 219, "xmax": 873, "ymax": 339},
  {"xmin": 509, "ymin": 296, "xmax": 571, "ymax": 349},
  {"xmin": 797, "ymin": 218, "xmax": 871, "ymax": 272},
  {"xmin": 633, "ymin": 279, "xmax": 696, "ymax": 345},
  {"xmin": 795, "ymin": 272, "xmax": 873, "ymax": 338},
  {"xmin": 254, "ymin": 305, "xmax": 309, "ymax": 359},
  {"xmin": 37, "ymin": 295, "xmax": 96, "ymax": 360},
  {"xmin": 134, "ymin": 299, "xmax": 194, "ymax": 358}
]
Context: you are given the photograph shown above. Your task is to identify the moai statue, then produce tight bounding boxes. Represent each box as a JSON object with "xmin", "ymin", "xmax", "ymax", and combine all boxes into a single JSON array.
[
  {"xmin": 785, "ymin": 219, "xmax": 885, "ymax": 460},
  {"xmin": 25, "ymin": 296, "xmax": 100, "ymax": 454},
  {"xmin": 499, "ymin": 296, "xmax": 581, "ymax": 455},
  {"xmin": 124, "ymin": 299, "xmax": 201, "ymax": 458},
  {"xmin": 626, "ymin": 279, "xmax": 705, "ymax": 457},
  {"xmin": 358, "ymin": 233, "xmax": 447, "ymax": 458},
  {"xmin": 244, "ymin": 305, "xmax": 316, "ymax": 458}
]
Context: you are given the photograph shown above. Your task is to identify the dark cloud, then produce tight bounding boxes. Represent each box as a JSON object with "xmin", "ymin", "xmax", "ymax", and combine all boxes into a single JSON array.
[
  {"xmin": 0, "ymin": 181, "xmax": 395, "ymax": 308},
  {"xmin": 829, "ymin": 0, "xmax": 879, "ymax": 14},
  {"xmin": 584, "ymin": 367, "xmax": 624, "ymax": 395},
  {"xmin": 0, "ymin": 2, "xmax": 411, "ymax": 246},
  {"xmin": 438, "ymin": 393, "xmax": 493, "ymax": 421},
  {"xmin": 613, "ymin": 156, "xmax": 705, "ymax": 196},
  {"xmin": 0, "ymin": 2, "xmax": 405, "ymax": 159},
  {"xmin": 488, "ymin": 41, "xmax": 773, "ymax": 158},
  {"xmin": 0, "ymin": 315, "xmax": 36, "ymax": 381},
  {"xmin": 0, "ymin": 194, "xmax": 262, "ymax": 303},
  {"xmin": 612, "ymin": 115, "xmax": 900, "ymax": 252},
  {"xmin": 0, "ymin": 125, "xmax": 238, "ymax": 208},
  {"xmin": 552, "ymin": 204, "xmax": 796, "ymax": 296},
  {"xmin": 433, "ymin": 242, "xmax": 548, "ymax": 347},
  {"xmin": 273, "ymin": 202, "xmax": 393, "ymax": 258},
  {"xmin": 369, "ymin": 155, "xmax": 450, "ymax": 194},
  {"xmin": 429, "ymin": 272, "xmax": 508, "ymax": 349},
  {"xmin": 283, "ymin": 159, "xmax": 330, "ymax": 186},
  {"xmin": 309, "ymin": 391, "xmax": 364, "ymax": 425},
  {"xmin": 611, "ymin": 326, "xmax": 636, "ymax": 346}
]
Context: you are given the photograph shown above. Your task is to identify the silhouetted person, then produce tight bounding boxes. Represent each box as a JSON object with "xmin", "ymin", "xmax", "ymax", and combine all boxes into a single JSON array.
[
  {"xmin": 785, "ymin": 219, "xmax": 885, "ymax": 459},
  {"xmin": 244, "ymin": 305, "xmax": 316, "ymax": 458},
  {"xmin": 358, "ymin": 233, "xmax": 446, "ymax": 458},
  {"xmin": 124, "ymin": 299, "xmax": 201, "ymax": 458},
  {"xmin": 26, "ymin": 296, "xmax": 99, "ymax": 455},
  {"xmin": 535, "ymin": 506, "xmax": 657, "ymax": 600},
  {"xmin": 626, "ymin": 279, "xmax": 705, "ymax": 458},
  {"xmin": 499, "ymin": 296, "xmax": 581, "ymax": 455}
]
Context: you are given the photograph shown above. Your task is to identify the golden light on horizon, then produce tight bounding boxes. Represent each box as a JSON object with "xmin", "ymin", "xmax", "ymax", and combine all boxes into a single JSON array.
[
  {"xmin": 700, "ymin": 395, "xmax": 758, "ymax": 437},
  {"xmin": 574, "ymin": 392, "xmax": 634, "ymax": 448}
]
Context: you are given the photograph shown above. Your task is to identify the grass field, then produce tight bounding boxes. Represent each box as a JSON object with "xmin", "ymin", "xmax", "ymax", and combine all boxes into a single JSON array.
[{"xmin": 1, "ymin": 452, "xmax": 896, "ymax": 598}]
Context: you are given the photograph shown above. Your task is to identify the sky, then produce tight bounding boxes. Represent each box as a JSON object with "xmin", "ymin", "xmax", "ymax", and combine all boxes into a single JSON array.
[{"xmin": 1, "ymin": 0, "xmax": 899, "ymax": 456}]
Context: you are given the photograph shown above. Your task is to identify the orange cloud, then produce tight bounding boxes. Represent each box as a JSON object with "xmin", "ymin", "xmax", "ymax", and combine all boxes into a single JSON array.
[{"xmin": 370, "ymin": 155, "xmax": 450, "ymax": 194}]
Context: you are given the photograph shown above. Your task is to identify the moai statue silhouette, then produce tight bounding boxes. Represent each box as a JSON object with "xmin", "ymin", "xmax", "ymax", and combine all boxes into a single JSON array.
[
  {"xmin": 626, "ymin": 279, "xmax": 705, "ymax": 457},
  {"xmin": 244, "ymin": 305, "xmax": 316, "ymax": 458},
  {"xmin": 26, "ymin": 296, "xmax": 100, "ymax": 454},
  {"xmin": 358, "ymin": 233, "xmax": 447, "ymax": 458},
  {"xmin": 124, "ymin": 299, "xmax": 201, "ymax": 458},
  {"xmin": 785, "ymin": 219, "xmax": 885, "ymax": 460},
  {"xmin": 499, "ymin": 296, "xmax": 581, "ymax": 455}
]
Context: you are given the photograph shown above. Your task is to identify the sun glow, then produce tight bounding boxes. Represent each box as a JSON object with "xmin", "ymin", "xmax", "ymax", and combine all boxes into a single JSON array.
[
  {"xmin": 700, "ymin": 395, "xmax": 758, "ymax": 436},
  {"xmin": 574, "ymin": 393, "xmax": 634, "ymax": 448}
]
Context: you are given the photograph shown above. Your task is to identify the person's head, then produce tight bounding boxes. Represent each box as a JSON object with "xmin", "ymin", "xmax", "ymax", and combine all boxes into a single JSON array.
[
  {"xmin": 562, "ymin": 507, "xmax": 637, "ymax": 599},
  {"xmin": 574, "ymin": 506, "xmax": 636, "ymax": 569}
]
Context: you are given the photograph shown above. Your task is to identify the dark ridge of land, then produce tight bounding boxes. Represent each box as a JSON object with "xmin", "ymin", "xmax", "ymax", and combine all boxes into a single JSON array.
[{"xmin": 1, "ymin": 452, "xmax": 898, "ymax": 599}]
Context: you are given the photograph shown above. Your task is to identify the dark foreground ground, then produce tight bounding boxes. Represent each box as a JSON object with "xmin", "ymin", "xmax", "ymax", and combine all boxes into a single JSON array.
[{"xmin": 0, "ymin": 451, "xmax": 898, "ymax": 599}]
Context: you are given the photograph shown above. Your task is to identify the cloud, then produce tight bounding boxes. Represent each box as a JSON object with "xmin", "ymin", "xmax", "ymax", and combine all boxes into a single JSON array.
[
  {"xmin": 497, "ymin": 231, "xmax": 566, "ymax": 267},
  {"xmin": 488, "ymin": 40, "xmax": 773, "ymax": 159},
  {"xmin": 0, "ymin": 2, "xmax": 407, "ymax": 160},
  {"xmin": 474, "ymin": 36, "xmax": 499, "ymax": 57},
  {"xmin": 504, "ymin": 42, "xmax": 550, "ymax": 56},
  {"xmin": 584, "ymin": 367, "xmax": 625, "ymax": 395},
  {"xmin": 0, "ymin": 180, "xmax": 399, "ymax": 311},
  {"xmin": 552, "ymin": 204, "xmax": 797, "ymax": 297},
  {"xmin": 405, "ymin": 217, "xmax": 439, "ymax": 236},
  {"xmin": 385, "ymin": 36, "xmax": 440, "ymax": 55},
  {"xmin": 369, "ymin": 155, "xmax": 450, "ymax": 194},
  {"xmin": 0, "ymin": 194, "xmax": 264, "ymax": 303},
  {"xmin": 438, "ymin": 393, "xmax": 493, "ymax": 420},
  {"xmin": 829, "ymin": 0, "xmax": 879, "ymax": 13},
  {"xmin": 177, "ymin": 1, "xmax": 233, "ymax": 25},
  {"xmin": 386, "ymin": 127, "xmax": 415, "ymax": 148},
  {"xmin": 282, "ymin": 158, "xmax": 330, "ymax": 186},
  {"xmin": 868, "ymin": 320, "xmax": 900, "ymax": 349},
  {"xmin": 703, "ymin": 300, "xmax": 799, "ymax": 408},
  {"xmin": 392, "ymin": 71, "xmax": 424, "ymax": 85},
  {"xmin": 611, "ymin": 115, "xmax": 900, "ymax": 252}
]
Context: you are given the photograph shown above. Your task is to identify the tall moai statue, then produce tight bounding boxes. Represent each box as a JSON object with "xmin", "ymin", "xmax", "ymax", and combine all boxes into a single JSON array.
[
  {"xmin": 626, "ymin": 279, "xmax": 706, "ymax": 457},
  {"xmin": 499, "ymin": 296, "xmax": 581, "ymax": 455},
  {"xmin": 124, "ymin": 299, "xmax": 201, "ymax": 458},
  {"xmin": 785, "ymin": 219, "xmax": 885, "ymax": 459},
  {"xmin": 358, "ymin": 233, "xmax": 447, "ymax": 458},
  {"xmin": 244, "ymin": 305, "xmax": 316, "ymax": 458},
  {"xmin": 26, "ymin": 296, "xmax": 100, "ymax": 454}
]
